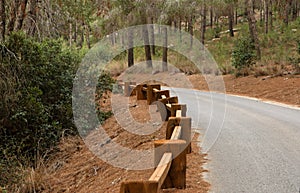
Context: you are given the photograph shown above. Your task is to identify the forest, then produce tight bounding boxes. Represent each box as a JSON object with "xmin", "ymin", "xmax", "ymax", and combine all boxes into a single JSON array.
[{"xmin": 0, "ymin": 0, "xmax": 300, "ymax": 192}]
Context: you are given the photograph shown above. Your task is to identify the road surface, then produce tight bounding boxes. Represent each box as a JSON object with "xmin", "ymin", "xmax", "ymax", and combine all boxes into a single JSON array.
[{"xmin": 171, "ymin": 88, "xmax": 300, "ymax": 193}]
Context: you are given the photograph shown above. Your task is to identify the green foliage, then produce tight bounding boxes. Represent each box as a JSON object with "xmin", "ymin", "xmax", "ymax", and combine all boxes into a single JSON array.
[
  {"xmin": 0, "ymin": 33, "xmax": 116, "ymax": 188},
  {"xmin": 0, "ymin": 32, "xmax": 82, "ymax": 187},
  {"xmin": 231, "ymin": 36, "xmax": 256, "ymax": 71}
]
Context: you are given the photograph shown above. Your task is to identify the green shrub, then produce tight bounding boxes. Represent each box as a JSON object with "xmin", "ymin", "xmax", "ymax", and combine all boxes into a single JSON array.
[
  {"xmin": 231, "ymin": 36, "xmax": 256, "ymax": 74},
  {"xmin": 297, "ymin": 40, "xmax": 300, "ymax": 54}
]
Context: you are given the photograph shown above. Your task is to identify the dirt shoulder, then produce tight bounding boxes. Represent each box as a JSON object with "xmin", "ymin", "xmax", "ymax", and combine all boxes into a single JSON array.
[
  {"xmin": 43, "ymin": 96, "xmax": 209, "ymax": 193},
  {"xmin": 188, "ymin": 74, "xmax": 300, "ymax": 107}
]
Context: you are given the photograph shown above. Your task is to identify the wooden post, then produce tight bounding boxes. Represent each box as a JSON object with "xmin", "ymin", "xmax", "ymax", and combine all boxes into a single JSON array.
[
  {"xmin": 154, "ymin": 140, "xmax": 187, "ymax": 189},
  {"xmin": 170, "ymin": 104, "xmax": 187, "ymax": 117},
  {"xmin": 147, "ymin": 84, "xmax": 161, "ymax": 105},
  {"xmin": 130, "ymin": 82, "xmax": 136, "ymax": 96},
  {"xmin": 154, "ymin": 90, "xmax": 170, "ymax": 101},
  {"xmin": 157, "ymin": 97, "xmax": 179, "ymax": 121},
  {"xmin": 124, "ymin": 82, "xmax": 130, "ymax": 97},
  {"xmin": 120, "ymin": 181, "xmax": 159, "ymax": 193},
  {"xmin": 166, "ymin": 117, "xmax": 192, "ymax": 154},
  {"xmin": 136, "ymin": 84, "xmax": 147, "ymax": 100}
]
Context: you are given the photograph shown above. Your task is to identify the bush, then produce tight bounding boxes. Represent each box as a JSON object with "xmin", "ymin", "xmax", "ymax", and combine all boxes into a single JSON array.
[
  {"xmin": 231, "ymin": 36, "xmax": 256, "ymax": 75},
  {"xmin": 297, "ymin": 40, "xmax": 300, "ymax": 54},
  {"xmin": 0, "ymin": 32, "xmax": 82, "ymax": 188}
]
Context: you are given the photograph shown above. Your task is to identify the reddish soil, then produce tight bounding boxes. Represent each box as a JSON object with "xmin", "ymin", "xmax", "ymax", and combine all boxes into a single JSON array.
[
  {"xmin": 42, "ymin": 73, "xmax": 299, "ymax": 193},
  {"xmin": 43, "ymin": 95, "xmax": 210, "ymax": 193},
  {"xmin": 188, "ymin": 74, "xmax": 300, "ymax": 107}
]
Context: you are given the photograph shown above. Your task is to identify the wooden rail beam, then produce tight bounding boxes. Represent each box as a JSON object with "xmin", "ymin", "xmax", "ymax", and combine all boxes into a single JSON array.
[
  {"xmin": 154, "ymin": 140, "xmax": 187, "ymax": 189},
  {"xmin": 149, "ymin": 152, "xmax": 172, "ymax": 189},
  {"xmin": 120, "ymin": 181, "xmax": 158, "ymax": 193},
  {"xmin": 166, "ymin": 117, "xmax": 192, "ymax": 154},
  {"xmin": 170, "ymin": 126, "xmax": 182, "ymax": 140}
]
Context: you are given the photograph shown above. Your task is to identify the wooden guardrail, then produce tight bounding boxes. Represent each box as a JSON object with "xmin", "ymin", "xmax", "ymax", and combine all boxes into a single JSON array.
[{"xmin": 119, "ymin": 83, "xmax": 192, "ymax": 193}]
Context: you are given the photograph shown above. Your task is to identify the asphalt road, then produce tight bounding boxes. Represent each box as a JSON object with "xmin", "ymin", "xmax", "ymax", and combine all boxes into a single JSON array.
[{"xmin": 170, "ymin": 88, "xmax": 300, "ymax": 193}]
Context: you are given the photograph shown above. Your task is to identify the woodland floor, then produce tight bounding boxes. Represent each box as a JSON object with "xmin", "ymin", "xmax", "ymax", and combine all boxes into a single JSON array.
[{"xmin": 41, "ymin": 73, "xmax": 299, "ymax": 193}]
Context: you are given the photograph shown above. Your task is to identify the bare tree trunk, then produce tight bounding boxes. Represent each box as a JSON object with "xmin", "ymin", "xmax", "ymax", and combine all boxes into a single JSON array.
[
  {"xmin": 74, "ymin": 21, "xmax": 78, "ymax": 44},
  {"xmin": 128, "ymin": 28, "xmax": 134, "ymax": 67},
  {"xmin": 229, "ymin": 3, "xmax": 234, "ymax": 37},
  {"xmin": 69, "ymin": 23, "xmax": 72, "ymax": 46},
  {"xmin": 7, "ymin": 0, "xmax": 20, "ymax": 33},
  {"xmin": 284, "ymin": 0, "xmax": 291, "ymax": 26},
  {"xmin": 142, "ymin": 24, "xmax": 152, "ymax": 68},
  {"xmin": 27, "ymin": 0, "xmax": 37, "ymax": 36},
  {"xmin": 188, "ymin": 15, "xmax": 194, "ymax": 48},
  {"xmin": 292, "ymin": 0, "xmax": 298, "ymax": 20},
  {"xmin": 210, "ymin": 6, "xmax": 213, "ymax": 28},
  {"xmin": 269, "ymin": 0, "xmax": 273, "ymax": 29},
  {"xmin": 85, "ymin": 24, "xmax": 91, "ymax": 49},
  {"xmin": 149, "ymin": 17, "xmax": 155, "ymax": 56},
  {"xmin": 0, "ymin": 0, "xmax": 5, "ymax": 42},
  {"xmin": 162, "ymin": 26, "xmax": 168, "ymax": 72},
  {"xmin": 179, "ymin": 17, "xmax": 182, "ymax": 42},
  {"xmin": 235, "ymin": 6, "xmax": 238, "ymax": 25},
  {"xmin": 201, "ymin": 1, "xmax": 207, "ymax": 45},
  {"xmin": 264, "ymin": 0, "xmax": 269, "ymax": 34},
  {"xmin": 15, "ymin": 0, "xmax": 28, "ymax": 31},
  {"xmin": 246, "ymin": 0, "xmax": 261, "ymax": 60}
]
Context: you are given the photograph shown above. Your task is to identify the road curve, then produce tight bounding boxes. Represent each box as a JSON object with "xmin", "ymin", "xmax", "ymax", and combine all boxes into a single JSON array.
[{"xmin": 170, "ymin": 88, "xmax": 300, "ymax": 193}]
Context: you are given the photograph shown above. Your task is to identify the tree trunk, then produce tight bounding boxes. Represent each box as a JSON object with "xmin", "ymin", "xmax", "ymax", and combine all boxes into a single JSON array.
[
  {"xmin": 142, "ymin": 24, "xmax": 152, "ymax": 68},
  {"xmin": 162, "ymin": 26, "xmax": 168, "ymax": 72},
  {"xmin": 210, "ymin": 6, "xmax": 213, "ymax": 28},
  {"xmin": 269, "ymin": 0, "xmax": 273, "ymax": 29},
  {"xmin": 235, "ymin": 6, "xmax": 238, "ymax": 25},
  {"xmin": 179, "ymin": 18, "xmax": 182, "ymax": 42},
  {"xmin": 7, "ymin": 0, "xmax": 20, "ymax": 33},
  {"xmin": 128, "ymin": 28, "xmax": 134, "ymax": 67},
  {"xmin": 229, "ymin": 3, "xmax": 234, "ymax": 37},
  {"xmin": 15, "ymin": 0, "xmax": 28, "ymax": 31},
  {"xmin": 69, "ymin": 23, "xmax": 72, "ymax": 46},
  {"xmin": 27, "ymin": 0, "xmax": 37, "ymax": 36},
  {"xmin": 74, "ymin": 21, "xmax": 78, "ymax": 44},
  {"xmin": 246, "ymin": 0, "xmax": 261, "ymax": 60},
  {"xmin": 292, "ymin": 0, "xmax": 298, "ymax": 20},
  {"xmin": 284, "ymin": 0, "xmax": 291, "ymax": 26},
  {"xmin": 264, "ymin": 0, "xmax": 269, "ymax": 34},
  {"xmin": 86, "ymin": 24, "xmax": 91, "ymax": 49},
  {"xmin": 0, "ymin": 0, "xmax": 5, "ymax": 42},
  {"xmin": 201, "ymin": 1, "xmax": 207, "ymax": 45},
  {"xmin": 149, "ymin": 17, "xmax": 155, "ymax": 56},
  {"xmin": 188, "ymin": 15, "xmax": 194, "ymax": 48}
]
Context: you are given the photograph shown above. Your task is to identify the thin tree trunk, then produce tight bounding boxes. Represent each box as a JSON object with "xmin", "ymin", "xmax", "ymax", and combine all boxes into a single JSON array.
[
  {"xmin": 7, "ymin": 0, "xmax": 20, "ymax": 33},
  {"xmin": 149, "ymin": 17, "xmax": 155, "ymax": 56},
  {"xmin": 179, "ymin": 18, "xmax": 182, "ymax": 42},
  {"xmin": 128, "ymin": 28, "xmax": 134, "ymax": 67},
  {"xmin": 292, "ymin": 0, "xmax": 298, "ymax": 20},
  {"xmin": 210, "ymin": 6, "xmax": 213, "ymax": 28},
  {"xmin": 15, "ymin": 0, "xmax": 28, "ymax": 31},
  {"xmin": 162, "ymin": 26, "xmax": 168, "ymax": 72},
  {"xmin": 74, "ymin": 21, "xmax": 78, "ymax": 44},
  {"xmin": 188, "ymin": 15, "xmax": 194, "ymax": 48},
  {"xmin": 246, "ymin": 0, "xmax": 261, "ymax": 60},
  {"xmin": 86, "ymin": 24, "xmax": 91, "ymax": 49},
  {"xmin": 235, "ymin": 6, "xmax": 238, "ymax": 25},
  {"xmin": 269, "ymin": 0, "xmax": 273, "ymax": 29},
  {"xmin": 229, "ymin": 3, "xmax": 235, "ymax": 37},
  {"xmin": 264, "ymin": 0, "xmax": 269, "ymax": 34},
  {"xmin": 27, "ymin": 0, "xmax": 37, "ymax": 36},
  {"xmin": 0, "ymin": 0, "xmax": 5, "ymax": 42},
  {"xmin": 69, "ymin": 23, "xmax": 72, "ymax": 46},
  {"xmin": 201, "ymin": 1, "xmax": 207, "ymax": 45},
  {"xmin": 142, "ymin": 24, "xmax": 152, "ymax": 68},
  {"xmin": 284, "ymin": 0, "xmax": 291, "ymax": 26}
]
